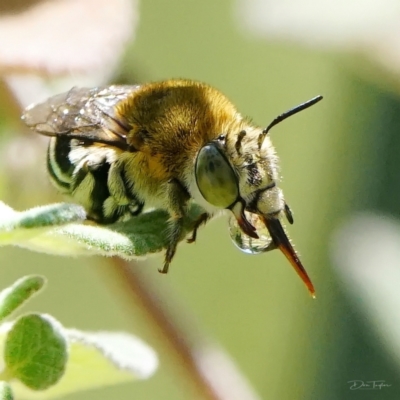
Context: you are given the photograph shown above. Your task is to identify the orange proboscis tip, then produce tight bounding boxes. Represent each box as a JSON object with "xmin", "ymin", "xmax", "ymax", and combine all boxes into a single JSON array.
[
  {"xmin": 278, "ymin": 243, "xmax": 316, "ymax": 298},
  {"xmin": 262, "ymin": 216, "xmax": 316, "ymax": 298}
]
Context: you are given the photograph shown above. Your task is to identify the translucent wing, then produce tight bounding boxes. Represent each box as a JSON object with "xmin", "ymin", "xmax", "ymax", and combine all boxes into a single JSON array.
[{"xmin": 22, "ymin": 85, "xmax": 140, "ymax": 150}]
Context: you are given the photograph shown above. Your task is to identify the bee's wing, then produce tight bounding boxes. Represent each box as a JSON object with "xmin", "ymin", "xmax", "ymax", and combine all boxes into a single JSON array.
[{"xmin": 22, "ymin": 85, "xmax": 140, "ymax": 150}]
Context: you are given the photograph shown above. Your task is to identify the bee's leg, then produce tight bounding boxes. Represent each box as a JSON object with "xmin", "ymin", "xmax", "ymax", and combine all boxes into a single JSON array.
[
  {"xmin": 187, "ymin": 212, "xmax": 210, "ymax": 244},
  {"xmin": 70, "ymin": 162, "xmax": 100, "ymax": 219},
  {"xmin": 161, "ymin": 217, "xmax": 183, "ymax": 274},
  {"xmin": 103, "ymin": 163, "xmax": 130, "ymax": 221},
  {"xmin": 159, "ymin": 179, "xmax": 190, "ymax": 274},
  {"xmin": 107, "ymin": 163, "xmax": 130, "ymax": 206},
  {"xmin": 105, "ymin": 164, "xmax": 144, "ymax": 220},
  {"xmin": 70, "ymin": 161, "xmax": 90, "ymax": 192}
]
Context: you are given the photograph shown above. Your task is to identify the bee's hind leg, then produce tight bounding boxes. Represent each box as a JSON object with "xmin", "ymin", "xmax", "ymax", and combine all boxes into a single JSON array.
[{"xmin": 159, "ymin": 179, "xmax": 190, "ymax": 274}]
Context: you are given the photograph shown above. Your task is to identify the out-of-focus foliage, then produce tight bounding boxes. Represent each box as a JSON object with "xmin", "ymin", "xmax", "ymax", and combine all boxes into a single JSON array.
[
  {"xmin": 236, "ymin": 0, "xmax": 400, "ymax": 76},
  {"xmin": 0, "ymin": 275, "xmax": 158, "ymax": 399},
  {"xmin": 1, "ymin": 0, "xmax": 400, "ymax": 399}
]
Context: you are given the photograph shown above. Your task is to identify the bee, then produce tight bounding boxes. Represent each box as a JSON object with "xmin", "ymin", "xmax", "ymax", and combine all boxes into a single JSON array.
[{"xmin": 22, "ymin": 79, "xmax": 322, "ymax": 296}]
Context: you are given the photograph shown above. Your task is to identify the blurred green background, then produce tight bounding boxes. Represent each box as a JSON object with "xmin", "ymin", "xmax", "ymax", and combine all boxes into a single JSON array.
[{"xmin": 1, "ymin": 0, "xmax": 400, "ymax": 399}]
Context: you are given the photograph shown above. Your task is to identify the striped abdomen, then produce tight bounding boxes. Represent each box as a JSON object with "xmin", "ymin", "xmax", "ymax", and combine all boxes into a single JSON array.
[{"xmin": 46, "ymin": 136, "xmax": 144, "ymax": 223}]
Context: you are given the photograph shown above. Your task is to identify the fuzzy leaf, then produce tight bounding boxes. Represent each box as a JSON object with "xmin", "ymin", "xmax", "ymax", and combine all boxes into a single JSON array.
[
  {"xmin": 0, "ymin": 201, "xmax": 205, "ymax": 259},
  {"xmin": 4, "ymin": 314, "xmax": 68, "ymax": 391},
  {"xmin": 0, "ymin": 276, "xmax": 46, "ymax": 322},
  {"xmin": 0, "ymin": 324, "xmax": 158, "ymax": 399},
  {"xmin": 0, "ymin": 202, "xmax": 86, "ymax": 241},
  {"xmin": 0, "ymin": 382, "xmax": 13, "ymax": 400}
]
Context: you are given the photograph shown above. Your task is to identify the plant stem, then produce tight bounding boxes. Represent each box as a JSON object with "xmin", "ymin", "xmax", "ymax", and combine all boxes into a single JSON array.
[{"xmin": 108, "ymin": 257, "xmax": 260, "ymax": 400}]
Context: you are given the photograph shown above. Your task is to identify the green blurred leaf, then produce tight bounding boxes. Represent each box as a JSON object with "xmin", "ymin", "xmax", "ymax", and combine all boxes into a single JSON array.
[
  {"xmin": 4, "ymin": 314, "xmax": 68, "ymax": 391},
  {"xmin": 0, "ymin": 201, "xmax": 204, "ymax": 259},
  {"xmin": 0, "ymin": 276, "xmax": 46, "ymax": 322},
  {"xmin": 0, "ymin": 382, "xmax": 13, "ymax": 400},
  {"xmin": 2, "ymin": 328, "xmax": 158, "ymax": 399}
]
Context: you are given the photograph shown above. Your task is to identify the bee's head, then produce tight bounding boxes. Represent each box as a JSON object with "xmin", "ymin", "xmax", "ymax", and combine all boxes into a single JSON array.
[{"xmin": 195, "ymin": 96, "xmax": 322, "ymax": 296}]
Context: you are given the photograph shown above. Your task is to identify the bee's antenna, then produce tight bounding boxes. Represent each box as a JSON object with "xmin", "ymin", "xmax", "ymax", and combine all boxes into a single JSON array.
[
  {"xmin": 258, "ymin": 95, "xmax": 323, "ymax": 149},
  {"xmin": 235, "ymin": 130, "xmax": 246, "ymax": 154}
]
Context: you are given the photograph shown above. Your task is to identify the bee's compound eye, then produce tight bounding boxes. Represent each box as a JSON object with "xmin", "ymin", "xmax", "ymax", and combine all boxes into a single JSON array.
[{"xmin": 195, "ymin": 144, "xmax": 238, "ymax": 208}]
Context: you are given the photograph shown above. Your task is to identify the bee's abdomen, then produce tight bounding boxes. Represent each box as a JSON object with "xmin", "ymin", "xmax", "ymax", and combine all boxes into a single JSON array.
[
  {"xmin": 46, "ymin": 137, "xmax": 144, "ymax": 223},
  {"xmin": 47, "ymin": 137, "xmax": 74, "ymax": 192},
  {"xmin": 86, "ymin": 161, "xmax": 114, "ymax": 223}
]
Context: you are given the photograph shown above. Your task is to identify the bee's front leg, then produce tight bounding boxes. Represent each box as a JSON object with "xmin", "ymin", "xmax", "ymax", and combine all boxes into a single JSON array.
[
  {"xmin": 159, "ymin": 179, "xmax": 191, "ymax": 274},
  {"xmin": 187, "ymin": 212, "xmax": 210, "ymax": 244}
]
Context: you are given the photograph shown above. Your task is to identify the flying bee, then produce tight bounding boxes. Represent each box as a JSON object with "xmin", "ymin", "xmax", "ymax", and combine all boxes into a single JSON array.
[{"xmin": 22, "ymin": 79, "xmax": 322, "ymax": 296}]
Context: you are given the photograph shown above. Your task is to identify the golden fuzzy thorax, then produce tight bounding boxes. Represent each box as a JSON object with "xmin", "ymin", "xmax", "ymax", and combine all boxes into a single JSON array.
[
  {"xmin": 118, "ymin": 80, "xmax": 250, "ymax": 176},
  {"xmin": 116, "ymin": 79, "xmax": 278, "ymax": 208}
]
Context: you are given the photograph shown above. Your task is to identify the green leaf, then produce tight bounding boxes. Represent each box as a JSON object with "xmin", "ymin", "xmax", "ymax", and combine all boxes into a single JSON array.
[
  {"xmin": 65, "ymin": 329, "xmax": 158, "ymax": 379},
  {"xmin": 0, "ymin": 328, "xmax": 158, "ymax": 399},
  {"xmin": 0, "ymin": 202, "xmax": 86, "ymax": 244},
  {"xmin": 4, "ymin": 314, "xmax": 68, "ymax": 391},
  {"xmin": 0, "ymin": 382, "xmax": 13, "ymax": 400},
  {"xmin": 0, "ymin": 276, "xmax": 46, "ymax": 322},
  {"xmin": 0, "ymin": 201, "xmax": 205, "ymax": 259}
]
